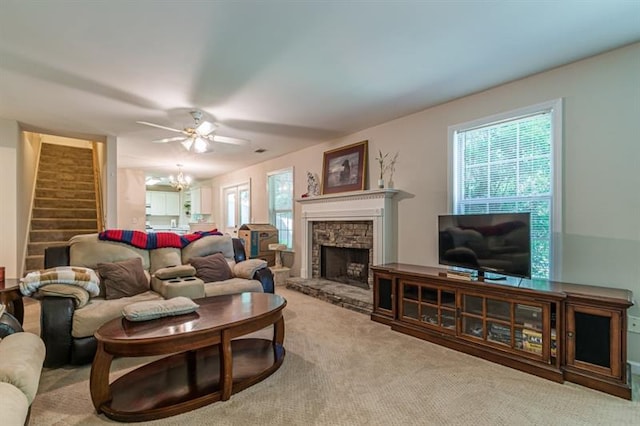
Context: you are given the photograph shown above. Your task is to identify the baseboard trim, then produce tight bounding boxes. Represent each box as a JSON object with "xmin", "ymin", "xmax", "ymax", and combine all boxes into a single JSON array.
[{"xmin": 628, "ymin": 360, "xmax": 640, "ymax": 375}]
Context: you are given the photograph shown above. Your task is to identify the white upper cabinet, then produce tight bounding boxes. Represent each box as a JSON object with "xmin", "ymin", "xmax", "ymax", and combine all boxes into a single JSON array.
[
  {"xmin": 190, "ymin": 187, "xmax": 212, "ymax": 215},
  {"xmin": 147, "ymin": 191, "xmax": 180, "ymax": 216},
  {"xmin": 165, "ymin": 192, "xmax": 180, "ymax": 216}
]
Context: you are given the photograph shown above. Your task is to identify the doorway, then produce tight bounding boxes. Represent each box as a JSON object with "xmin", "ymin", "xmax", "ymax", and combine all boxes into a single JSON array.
[{"xmin": 223, "ymin": 181, "xmax": 250, "ymax": 236}]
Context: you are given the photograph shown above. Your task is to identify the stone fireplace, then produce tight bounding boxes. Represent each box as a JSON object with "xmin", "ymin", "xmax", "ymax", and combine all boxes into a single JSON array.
[{"xmin": 298, "ymin": 189, "xmax": 399, "ymax": 289}]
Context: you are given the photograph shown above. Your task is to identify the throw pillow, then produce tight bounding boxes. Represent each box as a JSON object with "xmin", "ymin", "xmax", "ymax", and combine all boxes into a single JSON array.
[
  {"xmin": 96, "ymin": 257, "xmax": 150, "ymax": 300},
  {"xmin": 190, "ymin": 252, "xmax": 233, "ymax": 283},
  {"xmin": 122, "ymin": 297, "xmax": 199, "ymax": 322}
]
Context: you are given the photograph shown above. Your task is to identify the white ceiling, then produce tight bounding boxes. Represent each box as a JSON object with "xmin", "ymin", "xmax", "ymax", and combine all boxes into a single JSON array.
[{"xmin": 1, "ymin": 1, "xmax": 639, "ymax": 180}]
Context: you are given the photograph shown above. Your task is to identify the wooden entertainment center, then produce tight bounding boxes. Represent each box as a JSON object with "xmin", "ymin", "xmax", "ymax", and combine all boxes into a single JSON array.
[{"xmin": 371, "ymin": 263, "xmax": 633, "ymax": 399}]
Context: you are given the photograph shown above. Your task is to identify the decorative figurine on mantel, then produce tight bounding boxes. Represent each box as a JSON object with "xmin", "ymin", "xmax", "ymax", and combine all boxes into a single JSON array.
[{"xmin": 302, "ymin": 171, "xmax": 320, "ymax": 197}]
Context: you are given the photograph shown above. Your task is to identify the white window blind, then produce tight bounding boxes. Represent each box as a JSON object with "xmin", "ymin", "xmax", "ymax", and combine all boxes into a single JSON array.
[
  {"xmin": 451, "ymin": 101, "xmax": 562, "ymax": 279},
  {"xmin": 268, "ymin": 168, "xmax": 294, "ymax": 249}
]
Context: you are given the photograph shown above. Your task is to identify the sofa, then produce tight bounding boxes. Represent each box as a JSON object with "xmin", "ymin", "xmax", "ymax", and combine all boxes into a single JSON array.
[
  {"xmin": 0, "ymin": 311, "xmax": 46, "ymax": 426},
  {"xmin": 37, "ymin": 232, "xmax": 274, "ymax": 368}
]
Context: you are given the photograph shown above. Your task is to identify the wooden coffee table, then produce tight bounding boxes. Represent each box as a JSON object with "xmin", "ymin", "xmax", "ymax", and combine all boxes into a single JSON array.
[{"xmin": 90, "ymin": 292, "xmax": 286, "ymax": 422}]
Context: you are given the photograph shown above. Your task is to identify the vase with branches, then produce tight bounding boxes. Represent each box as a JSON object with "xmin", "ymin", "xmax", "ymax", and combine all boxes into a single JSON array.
[
  {"xmin": 375, "ymin": 150, "xmax": 399, "ymax": 189},
  {"xmin": 375, "ymin": 150, "xmax": 389, "ymax": 188},
  {"xmin": 387, "ymin": 152, "xmax": 398, "ymax": 188}
]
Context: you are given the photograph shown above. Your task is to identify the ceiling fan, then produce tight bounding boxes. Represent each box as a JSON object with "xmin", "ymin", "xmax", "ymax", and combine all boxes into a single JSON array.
[{"xmin": 137, "ymin": 110, "xmax": 249, "ymax": 153}]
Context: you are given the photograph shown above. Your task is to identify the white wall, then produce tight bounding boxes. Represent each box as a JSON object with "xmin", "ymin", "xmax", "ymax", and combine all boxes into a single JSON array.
[
  {"xmin": 116, "ymin": 168, "xmax": 146, "ymax": 230},
  {"xmin": 105, "ymin": 136, "xmax": 118, "ymax": 229},
  {"xmin": 19, "ymin": 132, "xmax": 42, "ymax": 276},
  {"xmin": 210, "ymin": 43, "xmax": 640, "ymax": 361},
  {"xmin": 0, "ymin": 118, "xmax": 19, "ymax": 277}
]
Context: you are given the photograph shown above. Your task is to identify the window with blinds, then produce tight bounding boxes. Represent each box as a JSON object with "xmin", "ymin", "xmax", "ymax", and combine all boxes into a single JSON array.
[
  {"xmin": 450, "ymin": 100, "xmax": 562, "ymax": 279},
  {"xmin": 268, "ymin": 168, "xmax": 294, "ymax": 249}
]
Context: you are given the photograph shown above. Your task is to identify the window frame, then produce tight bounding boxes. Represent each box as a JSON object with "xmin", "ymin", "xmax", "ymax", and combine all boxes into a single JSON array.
[
  {"xmin": 267, "ymin": 167, "xmax": 294, "ymax": 250},
  {"xmin": 447, "ymin": 99, "xmax": 563, "ymax": 279}
]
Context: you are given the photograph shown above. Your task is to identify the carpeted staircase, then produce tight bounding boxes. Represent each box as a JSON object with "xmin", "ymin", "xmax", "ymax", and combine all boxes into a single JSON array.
[{"xmin": 25, "ymin": 143, "xmax": 101, "ymax": 274}]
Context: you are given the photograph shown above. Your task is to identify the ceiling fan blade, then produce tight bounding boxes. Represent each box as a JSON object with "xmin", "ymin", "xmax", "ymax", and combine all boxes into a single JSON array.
[
  {"xmin": 211, "ymin": 134, "xmax": 250, "ymax": 146},
  {"xmin": 152, "ymin": 136, "xmax": 187, "ymax": 143},
  {"xmin": 137, "ymin": 121, "xmax": 184, "ymax": 133},
  {"xmin": 196, "ymin": 120, "xmax": 217, "ymax": 136}
]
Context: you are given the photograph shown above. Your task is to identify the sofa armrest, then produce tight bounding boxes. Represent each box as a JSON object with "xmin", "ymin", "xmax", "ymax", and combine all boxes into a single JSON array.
[
  {"xmin": 253, "ymin": 267, "xmax": 275, "ymax": 294},
  {"xmin": 232, "ymin": 238, "xmax": 248, "ymax": 263},
  {"xmin": 40, "ymin": 297, "xmax": 75, "ymax": 368},
  {"xmin": 44, "ymin": 245, "xmax": 71, "ymax": 268}
]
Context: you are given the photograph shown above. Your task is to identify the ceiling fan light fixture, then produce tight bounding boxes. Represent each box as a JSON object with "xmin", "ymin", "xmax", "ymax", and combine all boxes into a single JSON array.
[
  {"xmin": 196, "ymin": 120, "xmax": 216, "ymax": 135},
  {"xmin": 193, "ymin": 137, "xmax": 209, "ymax": 153},
  {"xmin": 138, "ymin": 109, "xmax": 249, "ymax": 153},
  {"xmin": 181, "ymin": 138, "xmax": 194, "ymax": 151}
]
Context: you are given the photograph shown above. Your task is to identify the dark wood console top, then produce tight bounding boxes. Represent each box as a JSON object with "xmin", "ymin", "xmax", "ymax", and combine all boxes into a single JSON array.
[{"xmin": 372, "ymin": 263, "xmax": 633, "ymax": 307}]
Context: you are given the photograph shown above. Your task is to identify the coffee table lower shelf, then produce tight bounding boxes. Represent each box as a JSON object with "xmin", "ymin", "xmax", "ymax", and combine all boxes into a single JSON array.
[{"xmin": 97, "ymin": 338, "xmax": 285, "ymax": 422}]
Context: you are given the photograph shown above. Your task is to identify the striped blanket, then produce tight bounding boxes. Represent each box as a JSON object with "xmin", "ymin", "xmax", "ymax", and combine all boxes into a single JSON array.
[
  {"xmin": 98, "ymin": 229, "xmax": 222, "ymax": 249},
  {"xmin": 20, "ymin": 266, "xmax": 100, "ymax": 297}
]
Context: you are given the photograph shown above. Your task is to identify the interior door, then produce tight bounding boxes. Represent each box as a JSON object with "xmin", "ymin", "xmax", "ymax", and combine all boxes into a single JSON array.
[{"xmin": 223, "ymin": 182, "xmax": 250, "ymax": 236}]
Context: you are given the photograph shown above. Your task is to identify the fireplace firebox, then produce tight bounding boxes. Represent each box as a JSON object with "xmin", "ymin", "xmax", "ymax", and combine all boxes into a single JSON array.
[{"xmin": 321, "ymin": 246, "xmax": 370, "ymax": 289}]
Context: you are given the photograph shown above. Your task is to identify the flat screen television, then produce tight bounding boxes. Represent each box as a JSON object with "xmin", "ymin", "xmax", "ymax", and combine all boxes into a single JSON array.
[{"xmin": 438, "ymin": 212, "xmax": 531, "ymax": 279}]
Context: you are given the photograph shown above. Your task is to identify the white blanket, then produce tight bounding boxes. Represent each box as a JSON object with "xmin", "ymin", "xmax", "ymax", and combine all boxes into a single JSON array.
[{"xmin": 20, "ymin": 266, "xmax": 100, "ymax": 297}]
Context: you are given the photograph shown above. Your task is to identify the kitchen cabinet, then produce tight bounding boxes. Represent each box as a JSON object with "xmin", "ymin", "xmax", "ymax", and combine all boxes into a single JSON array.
[
  {"xmin": 165, "ymin": 192, "xmax": 180, "ymax": 215},
  {"xmin": 147, "ymin": 191, "xmax": 180, "ymax": 216},
  {"xmin": 190, "ymin": 187, "xmax": 212, "ymax": 215}
]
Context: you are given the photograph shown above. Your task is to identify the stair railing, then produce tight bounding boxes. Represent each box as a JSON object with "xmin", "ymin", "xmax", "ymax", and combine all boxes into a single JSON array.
[{"xmin": 92, "ymin": 142, "xmax": 106, "ymax": 232}]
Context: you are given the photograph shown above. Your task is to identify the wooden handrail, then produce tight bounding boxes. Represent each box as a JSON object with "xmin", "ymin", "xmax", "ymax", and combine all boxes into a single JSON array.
[{"xmin": 92, "ymin": 141, "xmax": 105, "ymax": 231}]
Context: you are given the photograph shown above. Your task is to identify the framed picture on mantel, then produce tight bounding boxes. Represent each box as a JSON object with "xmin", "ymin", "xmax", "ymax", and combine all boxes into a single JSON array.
[{"xmin": 321, "ymin": 140, "xmax": 368, "ymax": 194}]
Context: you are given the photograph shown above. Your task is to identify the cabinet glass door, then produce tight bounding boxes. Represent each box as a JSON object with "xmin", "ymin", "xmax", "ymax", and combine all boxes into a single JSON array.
[
  {"xmin": 461, "ymin": 294, "xmax": 484, "ymax": 339},
  {"xmin": 419, "ymin": 287, "xmax": 438, "ymax": 325},
  {"xmin": 459, "ymin": 292, "xmax": 548, "ymax": 360},
  {"xmin": 441, "ymin": 290, "xmax": 456, "ymax": 330},
  {"xmin": 515, "ymin": 304, "xmax": 544, "ymax": 355},
  {"xmin": 401, "ymin": 283, "xmax": 419, "ymax": 320},
  {"xmin": 400, "ymin": 282, "xmax": 457, "ymax": 334}
]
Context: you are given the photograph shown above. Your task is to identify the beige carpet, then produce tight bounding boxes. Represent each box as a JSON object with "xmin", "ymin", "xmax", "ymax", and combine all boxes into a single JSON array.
[{"xmin": 23, "ymin": 289, "xmax": 640, "ymax": 425}]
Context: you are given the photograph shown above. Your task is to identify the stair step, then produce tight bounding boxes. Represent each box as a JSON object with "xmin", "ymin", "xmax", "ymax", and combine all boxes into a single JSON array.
[
  {"xmin": 25, "ymin": 255, "xmax": 44, "ymax": 272},
  {"xmin": 37, "ymin": 170, "xmax": 95, "ymax": 183},
  {"xmin": 32, "ymin": 208, "xmax": 97, "ymax": 219},
  {"xmin": 28, "ymin": 241, "xmax": 68, "ymax": 256},
  {"xmin": 35, "ymin": 188, "xmax": 96, "ymax": 200},
  {"xmin": 38, "ymin": 163, "xmax": 93, "ymax": 175},
  {"xmin": 34, "ymin": 198, "xmax": 97, "ymax": 209},
  {"xmin": 31, "ymin": 218, "xmax": 98, "ymax": 230},
  {"xmin": 29, "ymin": 229, "xmax": 97, "ymax": 243},
  {"xmin": 41, "ymin": 143, "xmax": 93, "ymax": 158},
  {"xmin": 36, "ymin": 178, "xmax": 94, "ymax": 191},
  {"xmin": 25, "ymin": 143, "xmax": 100, "ymax": 274}
]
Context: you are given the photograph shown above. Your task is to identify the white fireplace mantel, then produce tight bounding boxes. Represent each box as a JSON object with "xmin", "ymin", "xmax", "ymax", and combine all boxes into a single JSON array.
[{"xmin": 297, "ymin": 189, "xmax": 399, "ymax": 279}]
